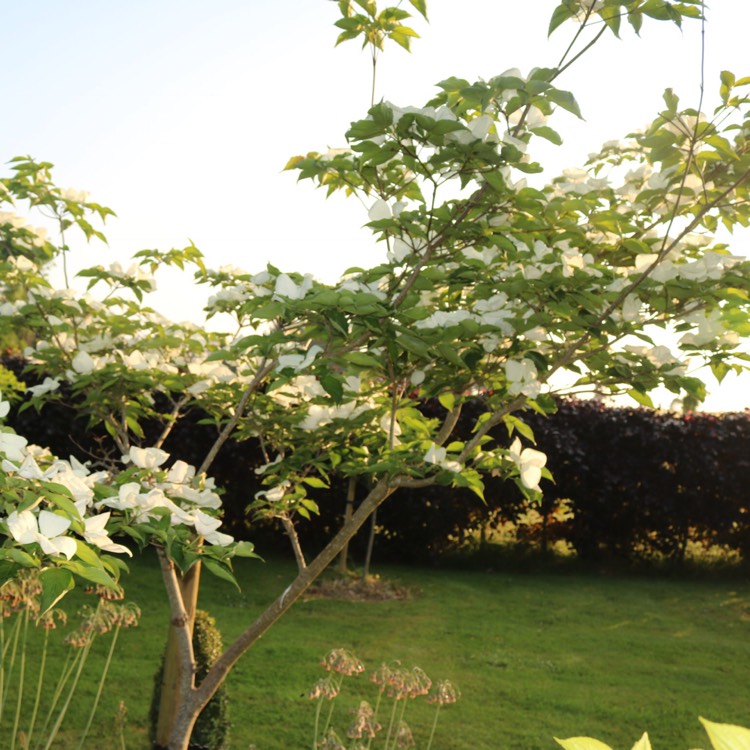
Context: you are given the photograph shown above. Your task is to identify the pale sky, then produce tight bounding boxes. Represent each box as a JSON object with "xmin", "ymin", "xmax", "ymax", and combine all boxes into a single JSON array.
[{"xmin": 2, "ymin": 0, "xmax": 750, "ymax": 410}]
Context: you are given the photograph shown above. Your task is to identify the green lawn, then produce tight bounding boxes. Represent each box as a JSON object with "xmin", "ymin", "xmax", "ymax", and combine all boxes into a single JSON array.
[{"xmin": 5, "ymin": 549, "xmax": 750, "ymax": 749}]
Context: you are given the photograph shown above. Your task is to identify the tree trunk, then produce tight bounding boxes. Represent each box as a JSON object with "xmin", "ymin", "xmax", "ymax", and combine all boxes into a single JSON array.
[
  {"xmin": 155, "ymin": 562, "xmax": 201, "ymax": 747},
  {"xmin": 337, "ymin": 477, "xmax": 356, "ymax": 575},
  {"xmin": 362, "ymin": 507, "xmax": 377, "ymax": 579}
]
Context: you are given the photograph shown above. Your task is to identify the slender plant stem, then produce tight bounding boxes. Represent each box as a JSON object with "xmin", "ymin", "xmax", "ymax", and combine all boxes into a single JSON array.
[
  {"xmin": 365, "ymin": 690, "xmax": 383, "ymax": 750},
  {"xmin": 313, "ymin": 697, "xmax": 324, "ymax": 749},
  {"xmin": 2, "ymin": 612, "xmax": 22, "ymax": 724},
  {"xmin": 425, "ymin": 703, "xmax": 441, "ymax": 750},
  {"xmin": 384, "ymin": 699, "xmax": 398, "ymax": 749},
  {"xmin": 34, "ymin": 649, "xmax": 78, "ymax": 750},
  {"xmin": 0, "ymin": 616, "xmax": 5, "ymax": 728},
  {"xmin": 388, "ymin": 699, "xmax": 407, "ymax": 750},
  {"xmin": 42, "ymin": 637, "xmax": 94, "ymax": 750},
  {"xmin": 11, "ymin": 609, "xmax": 30, "ymax": 750},
  {"xmin": 75, "ymin": 624, "xmax": 121, "ymax": 750},
  {"xmin": 26, "ymin": 625, "xmax": 49, "ymax": 750},
  {"xmin": 321, "ymin": 677, "xmax": 341, "ymax": 739}
]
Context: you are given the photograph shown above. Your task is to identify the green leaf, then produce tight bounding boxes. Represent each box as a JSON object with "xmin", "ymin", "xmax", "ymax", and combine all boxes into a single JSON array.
[
  {"xmin": 505, "ymin": 414, "xmax": 535, "ymax": 442},
  {"xmin": 302, "ymin": 477, "xmax": 329, "ymax": 489},
  {"xmin": 233, "ymin": 541, "xmax": 259, "ymax": 559},
  {"xmin": 202, "ymin": 558, "xmax": 240, "ymax": 590},
  {"xmin": 39, "ymin": 568, "xmax": 75, "ymax": 614},
  {"xmin": 3, "ymin": 548, "xmax": 39, "ymax": 568},
  {"xmin": 627, "ymin": 389, "xmax": 654, "ymax": 408},
  {"xmin": 75, "ymin": 540, "xmax": 105, "ymax": 568},
  {"xmin": 407, "ymin": 0, "xmax": 428, "ymax": 19},
  {"xmin": 436, "ymin": 342, "xmax": 464, "ymax": 367},
  {"xmin": 546, "ymin": 87, "xmax": 583, "ymax": 119},
  {"xmin": 600, "ymin": 4, "xmax": 621, "ymax": 37},
  {"xmin": 700, "ymin": 717, "xmax": 750, "ymax": 750},
  {"xmin": 438, "ymin": 392, "xmax": 456, "ymax": 411},
  {"xmin": 42, "ymin": 486, "xmax": 80, "ymax": 519},
  {"xmin": 555, "ymin": 738, "xmax": 614, "ymax": 750},
  {"xmin": 530, "ymin": 126, "xmax": 563, "ymax": 145},
  {"xmin": 388, "ymin": 25, "xmax": 420, "ymax": 52},
  {"xmin": 353, "ymin": 0, "xmax": 376, "ymax": 15},
  {"xmin": 627, "ymin": 9, "xmax": 643, "ymax": 34},
  {"xmin": 548, "ymin": 3, "xmax": 575, "ymax": 36},
  {"xmin": 483, "ymin": 170, "xmax": 507, "ymax": 193},
  {"xmin": 204, "ymin": 349, "xmax": 234, "ymax": 362},
  {"xmin": 320, "ymin": 372, "xmax": 344, "ymax": 402},
  {"xmin": 346, "ymin": 351, "xmax": 383, "ymax": 368},
  {"xmin": 62, "ymin": 560, "xmax": 117, "ymax": 588}
]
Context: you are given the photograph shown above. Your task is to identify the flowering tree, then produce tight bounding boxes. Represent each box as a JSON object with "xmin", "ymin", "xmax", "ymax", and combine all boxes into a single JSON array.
[{"xmin": 2, "ymin": 0, "xmax": 750, "ymax": 748}]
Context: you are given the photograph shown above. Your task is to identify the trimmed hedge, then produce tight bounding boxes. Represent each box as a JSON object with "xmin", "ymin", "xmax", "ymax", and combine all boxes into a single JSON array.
[{"xmin": 4, "ymin": 353, "xmax": 749, "ymax": 564}]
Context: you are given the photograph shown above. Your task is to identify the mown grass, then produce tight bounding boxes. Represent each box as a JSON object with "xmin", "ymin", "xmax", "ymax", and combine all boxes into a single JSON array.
[{"xmin": 4, "ymin": 548, "xmax": 750, "ymax": 749}]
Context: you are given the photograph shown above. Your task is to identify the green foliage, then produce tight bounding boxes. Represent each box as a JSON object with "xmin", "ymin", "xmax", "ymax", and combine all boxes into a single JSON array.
[
  {"xmin": 35, "ymin": 553, "xmax": 750, "ymax": 750},
  {"xmin": 0, "ymin": 364, "xmax": 24, "ymax": 397},
  {"xmin": 150, "ymin": 610, "xmax": 231, "ymax": 750},
  {"xmin": 2, "ymin": 1, "xmax": 750, "ymax": 746},
  {"xmin": 333, "ymin": 0, "xmax": 426, "ymax": 51}
]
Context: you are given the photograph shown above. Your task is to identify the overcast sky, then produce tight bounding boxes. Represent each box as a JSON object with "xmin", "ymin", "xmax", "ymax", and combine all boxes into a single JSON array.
[{"xmin": 3, "ymin": 0, "xmax": 749, "ymax": 410}]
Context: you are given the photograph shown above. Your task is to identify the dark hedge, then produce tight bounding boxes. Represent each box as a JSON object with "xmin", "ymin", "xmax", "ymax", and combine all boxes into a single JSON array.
[{"xmin": 4, "ymin": 354, "xmax": 749, "ymax": 565}]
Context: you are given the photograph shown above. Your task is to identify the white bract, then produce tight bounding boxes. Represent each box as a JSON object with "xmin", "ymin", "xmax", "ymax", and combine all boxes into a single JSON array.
[
  {"xmin": 423, "ymin": 443, "xmax": 462, "ymax": 473},
  {"xmin": 128, "ymin": 446, "xmax": 170, "ymax": 469},
  {"xmin": 7, "ymin": 509, "xmax": 77, "ymax": 560},
  {"xmin": 83, "ymin": 512, "xmax": 133, "ymax": 556},
  {"xmin": 505, "ymin": 359, "xmax": 541, "ymax": 397},
  {"xmin": 507, "ymin": 438, "xmax": 547, "ymax": 492}
]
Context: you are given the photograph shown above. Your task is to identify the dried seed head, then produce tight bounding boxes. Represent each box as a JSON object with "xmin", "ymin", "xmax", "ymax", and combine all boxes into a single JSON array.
[
  {"xmin": 36, "ymin": 607, "xmax": 67, "ymax": 630},
  {"xmin": 319, "ymin": 728, "xmax": 346, "ymax": 750},
  {"xmin": 307, "ymin": 676, "xmax": 340, "ymax": 701},
  {"xmin": 407, "ymin": 666, "xmax": 432, "ymax": 698},
  {"xmin": 347, "ymin": 701, "xmax": 381, "ymax": 739},
  {"xmin": 321, "ymin": 648, "xmax": 364, "ymax": 676},
  {"xmin": 395, "ymin": 720, "xmax": 416, "ymax": 748},
  {"xmin": 85, "ymin": 583, "xmax": 125, "ymax": 601},
  {"xmin": 427, "ymin": 679, "xmax": 460, "ymax": 705},
  {"xmin": 371, "ymin": 661, "xmax": 395, "ymax": 691}
]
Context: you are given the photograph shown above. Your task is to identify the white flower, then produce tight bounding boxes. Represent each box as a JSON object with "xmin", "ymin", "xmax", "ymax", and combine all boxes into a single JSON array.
[
  {"xmin": 415, "ymin": 309, "xmax": 473, "ymax": 329},
  {"xmin": 255, "ymin": 454, "xmax": 283, "ymax": 476},
  {"xmin": 0, "ymin": 431, "xmax": 28, "ymax": 462},
  {"xmin": 277, "ymin": 345, "xmax": 323, "ymax": 373},
  {"xmin": 424, "ymin": 443, "xmax": 447, "ymax": 465},
  {"xmin": 60, "ymin": 187, "xmax": 90, "ymax": 203},
  {"xmin": 71, "ymin": 351, "xmax": 95, "ymax": 375},
  {"xmin": 505, "ymin": 358, "xmax": 540, "ymax": 397},
  {"xmin": 379, "ymin": 413, "xmax": 402, "ymax": 445},
  {"xmin": 2, "ymin": 454, "xmax": 44, "ymax": 479},
  {"xmin": 424, "ymin": 442, "xmax": 462, "ymax": 473},
  {"xmin": 0, "ymin": 394, "xmax": 8, "ymax": 419},
  {"xmin": 388, "ymin": 238, "xmax": 413, "ymax": 263},
  {"xmin": 679, "ymin": 309, "xmax": 735, "ymax": 347},
  {"xmin": 507, "ymin": 438, "xmax": 547, "ymax": 492},
  {"xmin": 410, "ymin": 370, "xmax": 425, "ymax": 386},
  {"xmin": 27, "ymin": 377, "xmax": 61, "ymax": 397},
  {"xmin": 273, "ymin": 273, "xmax": 312, "ymax": 300},
  {"xmin": 7, "ymin": 509, "xmax": 77, "ymax": 560},
  {"xmin": 468, "ymin": 114, "xmax": 494, "ymax": 140},
  {"xmin": 166, "ymin": 460, "xmax": 196, "ymax": 485},
  {"xmin": 128, "ymin": 446, "xmax": 170, "ymax": 469},
  {"xmin": 368, "ymin": 199, "xmax": 392, "ymax": 222},
  {"xmin": 255, "ymin": 482, "xmax": 290, "ymax": 504},
  {"xmin": 621, "ymin": 294, "xmax": 642, "ymax": 322},
  {"xmin": 52, "ymin": 469, "xmax": 96, "ymax": 509},
  {"xmin": 82, "ymin": 512, "xmax": 132, "ymax": 556},
  {"xmin": 185, "ymin": 509, "xmax": 234, "ymax": 546}
]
